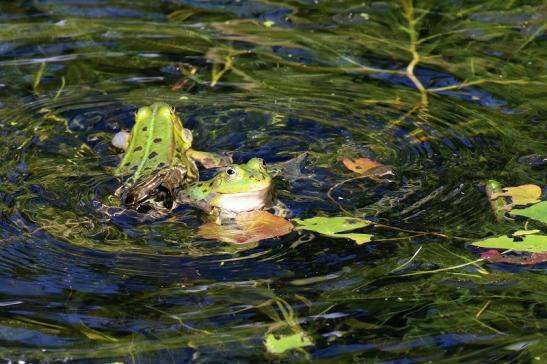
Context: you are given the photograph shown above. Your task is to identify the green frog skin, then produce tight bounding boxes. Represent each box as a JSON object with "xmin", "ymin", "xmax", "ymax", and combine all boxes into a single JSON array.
[
  {"xmin": 178, "ymin": 158, "xmax": 273, "ymax": 223},
  {"xmin": 113, "ymin": 102, "xmax": 230, "ymax": 212}
]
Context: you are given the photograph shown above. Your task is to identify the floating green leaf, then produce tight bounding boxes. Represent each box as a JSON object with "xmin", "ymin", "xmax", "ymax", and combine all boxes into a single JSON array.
[
  {"xmin": 264, "ymin": 332, "xmax": 313, "ymax": 354},
  {"xmin": 471, "ymin": 234, "xmax": 547, "ymax": 253},
  {"xmin": 293, "ymin": 216, "xmax": 373, "ymax": 244},
  {"xmin": 511, "ymin": 201, "xmax": 547, "ymax": 225}
]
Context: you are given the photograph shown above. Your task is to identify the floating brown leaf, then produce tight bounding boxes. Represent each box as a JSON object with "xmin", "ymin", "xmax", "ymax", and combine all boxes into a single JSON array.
[
  {"xmin": 342, "ymin": 158, "xmax": 393, "ymax": 177},
  {"xmin": 198, "ymin": 211, "xmax": 293, "ymax": 244}
]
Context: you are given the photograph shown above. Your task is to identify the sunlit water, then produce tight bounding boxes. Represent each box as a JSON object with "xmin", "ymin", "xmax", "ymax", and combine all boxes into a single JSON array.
[{"xmin": 0, "ymin": 1, "xmax": 546, "ymax": 362}]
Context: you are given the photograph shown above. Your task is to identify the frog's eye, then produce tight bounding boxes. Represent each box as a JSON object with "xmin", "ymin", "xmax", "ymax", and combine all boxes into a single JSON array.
[
  {"xmin": 226, "ymin": 168, "xmax": 236, "ymax": 176},
  {"xmin": 260, "ymin": 159, "xmax": 266, "ymax": 167}
]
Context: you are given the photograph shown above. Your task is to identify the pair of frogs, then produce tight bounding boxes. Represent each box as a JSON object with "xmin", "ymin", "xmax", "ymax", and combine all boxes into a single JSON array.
[{"xmin": 112, "ymin": 102, "xmax": 273, "ymax": 223}]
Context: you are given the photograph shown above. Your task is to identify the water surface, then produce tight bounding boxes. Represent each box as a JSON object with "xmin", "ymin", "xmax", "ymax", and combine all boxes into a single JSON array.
[{"xmin": 0, "ymin": 0, "xmax": 546, "ymax": 362}]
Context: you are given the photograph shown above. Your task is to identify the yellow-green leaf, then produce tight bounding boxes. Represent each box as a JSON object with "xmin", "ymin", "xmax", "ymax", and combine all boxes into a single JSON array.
[
  {"xmin": 264, "ymin": 332, "xmax": 313, "ymax": 354},
  {"xmin": 471, "ymin": 234, "xmax": 547, "ymax": 253},
  {"xmin": 293, "ymin": 216, "xmax": 373, "ymax": 244},
  {"xmin": 333, "ymin": 233, "xmax": 373, "ymax": 245},
  {"xmin": 501, "ymin": 184, "xmax": 542, "ymax": 205},
  {"xmin": 511, "ymin": 201, "xmax": 547, "ymax": 224}
]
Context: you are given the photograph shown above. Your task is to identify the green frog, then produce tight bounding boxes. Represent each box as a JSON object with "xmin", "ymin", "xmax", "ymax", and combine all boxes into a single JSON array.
[
  {"xmin": 177, "ymin": 157, "xmax": 275, "ymax": 224},
  {"xmin": 113, "ymin": 102, "xmax": 230, "ymax": 212}
]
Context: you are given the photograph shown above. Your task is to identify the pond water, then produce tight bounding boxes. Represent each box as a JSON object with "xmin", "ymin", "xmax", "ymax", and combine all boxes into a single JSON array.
[{"xmin": 0, "ymin": 0, "xmax": 546, "ymax": 362}]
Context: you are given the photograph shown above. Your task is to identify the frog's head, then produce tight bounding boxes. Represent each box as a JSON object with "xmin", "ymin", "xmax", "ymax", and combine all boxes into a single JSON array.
[
  {"xmin": 183, "ymin": 158, "xmax": 273, "ymax": 213},
  {"xmin": 211, "ymin": 158, "xmax": 271, "ymax": 194}
]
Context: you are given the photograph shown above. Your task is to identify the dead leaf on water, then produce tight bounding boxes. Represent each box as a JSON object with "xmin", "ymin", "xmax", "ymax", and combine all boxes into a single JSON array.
[
  {"xmin": 342, "ymin": 158, "xmax": 393, "ymax": 177},
  {"xmin": 198, "ymin": 211, "xmax": 293, "ymax": 244}
]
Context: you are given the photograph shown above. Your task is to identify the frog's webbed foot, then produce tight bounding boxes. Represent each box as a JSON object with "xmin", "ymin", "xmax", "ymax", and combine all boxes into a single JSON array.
[
  {"xmin": 187, "ymin": 149, "xmax": 233, "ymax": 168},
  {"xmin": 117, "ymin": 166, "xmax": 188, "ymax": 212},
  {"xmin": 112, "ymin": 131, "xmax": 131, "ymax": 151},
  {"xmin": 270, "ymin": 199, "xmax": 292, "ymax": 219},
  {"xmin": 267, "ymin": 152, "xmax": 310, "ymax": 183}
]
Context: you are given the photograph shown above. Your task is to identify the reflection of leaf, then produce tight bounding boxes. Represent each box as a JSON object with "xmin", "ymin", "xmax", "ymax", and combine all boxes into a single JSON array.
[
  {"xmin": 511, "ymin": 201, "xmax": 547, "ymax": 224},
  {"xmin": 471, "ymin": 234, "xmax": 547, "ymax": 253},
  {"xmin": 342, "ymin": 158, "xmax": 392, "ymax": 177},
  {"xmin": 293, "ymin": 216, "xmax": 373, "ymax": 245},
  {"xmin": 198, "ymin": 211, "xmax": 293, "ymax": 244},
  {"xmin": 492, "ymin": 184, "xmax": 542, "ymax": 206},
  {"xmin": 264, "ymin": 332, "xmax": 313, "ymax": 354}
]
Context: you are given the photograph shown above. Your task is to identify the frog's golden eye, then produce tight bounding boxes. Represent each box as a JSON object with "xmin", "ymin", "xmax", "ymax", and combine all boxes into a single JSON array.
[{"xmin": 226, "ymin": 168, "xmax": 236, "ymax": 176}]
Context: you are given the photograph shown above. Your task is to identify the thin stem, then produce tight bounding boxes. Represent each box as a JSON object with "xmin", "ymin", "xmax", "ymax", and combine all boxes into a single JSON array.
[{"xmin": 399, "ymin": 258, "xmax": 485, "ymax": 277}]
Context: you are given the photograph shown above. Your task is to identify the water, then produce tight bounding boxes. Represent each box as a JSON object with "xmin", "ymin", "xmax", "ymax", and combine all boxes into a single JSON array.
[{"xmin": 0, "ymin": 1, "xmax": 546, "ymax": 362}]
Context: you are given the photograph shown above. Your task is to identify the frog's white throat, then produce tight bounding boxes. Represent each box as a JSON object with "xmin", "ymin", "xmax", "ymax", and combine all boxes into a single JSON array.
[{"xmin": 213, "ymin": 186, "xmax": 272, "ymax": 212}]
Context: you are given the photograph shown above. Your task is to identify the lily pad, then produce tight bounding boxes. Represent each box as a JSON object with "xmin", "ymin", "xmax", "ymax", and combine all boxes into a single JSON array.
[
  {"xmin": 293, "ymin": 216, "xmax": 373, "ymax": 244},
  {"xmin": 471, "ymin": 234, "xmax": 547, "ymax": 253},
  {"xmin": 510, "ymin": 201, "xmax": 547, "ymax": 224},
  {"xmin": 264, "ymin": 332, "xmax": 313, "ymax": 354},
  {"xmin": 198, "ymin": 211, "xmax": 293, "ymax": 244}
]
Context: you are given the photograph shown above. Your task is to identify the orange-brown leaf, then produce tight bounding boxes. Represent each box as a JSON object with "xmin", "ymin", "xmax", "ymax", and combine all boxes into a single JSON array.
[
  {"xmin": 342, "ymin": 158, "xmax": 393, "ymax": 177},
  {"xmin": 198, "ymin": 211, "xmax": 293, "ymax": 245},
  {"xmin": 343, "ymin": 158, "xmax": 382, "ymax": 174}
]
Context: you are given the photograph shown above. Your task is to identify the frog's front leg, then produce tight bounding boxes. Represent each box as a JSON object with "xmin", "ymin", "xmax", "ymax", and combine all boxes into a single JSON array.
[
  {"xmin": 208, "ymin": 207, "xmax": 223, "ymax": 225},
  {"xmin": 112, "ymin": 131, "xmax": 131, "ymax": 151},
  {"xmin": 187, "ymin": 149, "xmax": 232, "ymax": 168}
]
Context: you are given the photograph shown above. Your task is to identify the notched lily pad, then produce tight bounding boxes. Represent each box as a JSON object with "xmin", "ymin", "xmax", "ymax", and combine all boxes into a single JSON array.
[
  {"xmin": 198, "ymin": 211, "xmax": 293, "ymax": 244},
  {"xmin": 293, "ymin": 216, "xmax": 373, "ymax": 244},
  {"xmin": 471, "ymin": 234, "xmax": 547, "ymax": 253},
  {"xmin": 264, "ymin": 332, "xmax": 313, "ymax": 354}
]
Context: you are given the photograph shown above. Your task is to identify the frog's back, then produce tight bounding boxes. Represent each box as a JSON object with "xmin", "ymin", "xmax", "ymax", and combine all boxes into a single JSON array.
[{"xmin": 116, "ymin": 102, "xmax": 190, "ymax": 184}]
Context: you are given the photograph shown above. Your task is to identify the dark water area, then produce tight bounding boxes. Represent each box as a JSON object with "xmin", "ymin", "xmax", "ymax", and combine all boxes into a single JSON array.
[{"xmin": 0, "ymin": 0, "xmax": 546, "ymax": 362}]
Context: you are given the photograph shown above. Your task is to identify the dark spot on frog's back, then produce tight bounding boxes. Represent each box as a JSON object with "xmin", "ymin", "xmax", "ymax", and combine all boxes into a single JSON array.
[
  {"xmin": 153, "ymin": 138, "xmax": 162, "ymax": 143},
  {"xmin": 134, "ymin": 146, "xmax": 143, "ymax": 152},
  {"xmin": 148, "ymin": 151, "xmax": 158, "ymax": 159},
  {"xmin": 345, "ymin": 219, "xmax": 359, "ymax": 224},
  {"xmin": 142, "ymin": 126, "xmax": 148, "ymax": 132}
]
